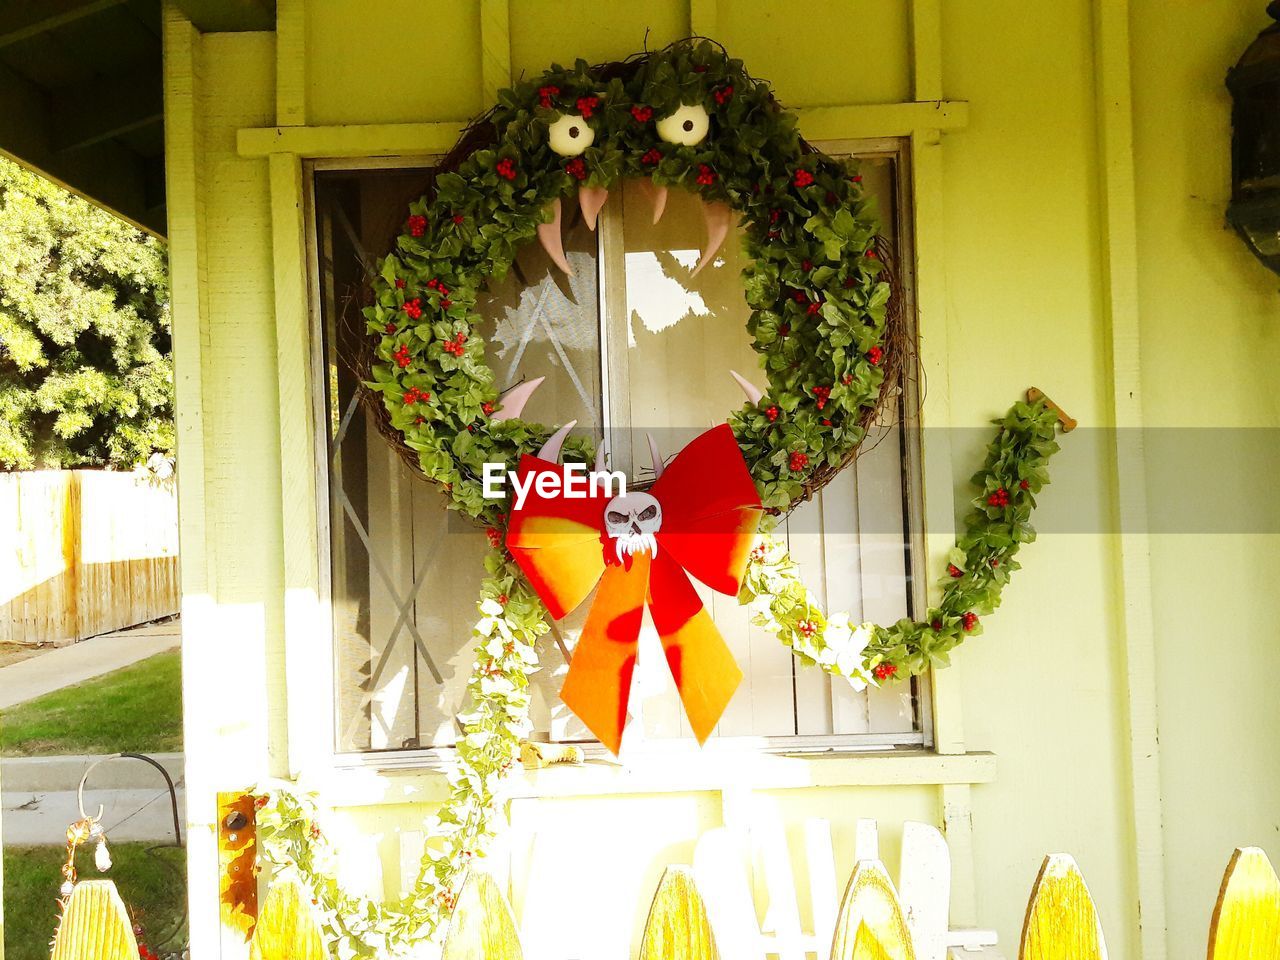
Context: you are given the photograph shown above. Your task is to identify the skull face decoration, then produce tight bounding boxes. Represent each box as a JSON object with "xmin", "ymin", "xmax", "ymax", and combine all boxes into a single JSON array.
[{"xmin": 605, "ymin": 491, "xmax": 662, "ymax": 562}]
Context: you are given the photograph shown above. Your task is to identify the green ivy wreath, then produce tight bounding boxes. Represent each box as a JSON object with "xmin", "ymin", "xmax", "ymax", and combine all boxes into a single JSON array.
[{"xmin": 255, "ymin": 41, "xmax": 1067, "ymax": 958}]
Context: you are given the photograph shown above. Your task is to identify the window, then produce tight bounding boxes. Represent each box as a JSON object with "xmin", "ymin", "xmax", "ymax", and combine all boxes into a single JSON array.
[{"xmin": 310, "ymin": 143, "xmax": 928, "ymax": 760}]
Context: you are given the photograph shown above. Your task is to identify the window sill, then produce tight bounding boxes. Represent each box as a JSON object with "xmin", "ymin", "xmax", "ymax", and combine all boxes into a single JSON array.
[{"xmin": 308, "ymin": 748, "xmax": 996, "ymax": 808}]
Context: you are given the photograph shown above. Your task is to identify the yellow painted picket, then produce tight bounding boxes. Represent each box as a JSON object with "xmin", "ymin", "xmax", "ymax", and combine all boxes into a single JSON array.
[
  {"xmin": 49, "ymin": 881, "xmax": 139, "ymax": 960},
  {"xmin": 829, "ymin": 860, "xmax": 916, "ymax": 960},
  {"xmin": 637, "ymin": 866, "xmax": 719, "ymax": 960},
  {"xmin": 248, "ymin": 880, "xmax": 326, "ymax": 960},
  {"xmin": 1207, "ymin": 847, "xmax": 1280, "ymax": 960},
  {"xmin": 39, "ymin": 846, "xmax": 1280, "ymax": 958},
  {"xmin": 1017, "ymin": 855, "xmax": 1105, "ymax": 960},
  {"xmin": 441, "ymin": 870, "xmax": 524, "ymax": 960}
]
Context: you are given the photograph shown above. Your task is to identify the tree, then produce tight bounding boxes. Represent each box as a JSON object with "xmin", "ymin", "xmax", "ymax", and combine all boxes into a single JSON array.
[{"xmin": 0, "ymin": 156, "xmax": 172, "ymax": 470}]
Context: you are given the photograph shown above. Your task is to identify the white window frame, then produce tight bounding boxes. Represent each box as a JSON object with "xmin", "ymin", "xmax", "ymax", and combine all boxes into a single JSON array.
[{"xmin": 302, "ymin": 139, "xmax": 932, "ymax": 772}]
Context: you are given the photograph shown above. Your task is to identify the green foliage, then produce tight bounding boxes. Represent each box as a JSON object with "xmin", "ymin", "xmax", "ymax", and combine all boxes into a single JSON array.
[
  {"xmin": 0, "ymin": 156, "xmax": 172, "ymax": 470},
  {"xmin": 741, "ymin": 400, "xmax": 1063, "ymax": 681},
  {"xmin": 0, "ymin": 650, "xmax": 183, "ymax": 757},
  {"xmin": 367, "ymin": 40, "xmax": 886, "ymax": 522},
  {"xmin": 257, "ymin": 554, "xmax": 542, "ymax": 958}
]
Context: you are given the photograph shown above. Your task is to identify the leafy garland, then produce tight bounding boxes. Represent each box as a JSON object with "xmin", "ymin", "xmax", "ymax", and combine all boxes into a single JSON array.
[
  {"xmin": 255, "ymin": 398, "xmax": 1063, "ymax": 958},
  {"xmin": 254, "ymin": 39, "xmax": 1069, "ymax": 959},
  {"xmin": 742, "ymin": 399, "xmax": 1062, "ymax": 682},
  {"xmin": 256, "ymin": 553, "xmax": 543, "ymax": 959}
]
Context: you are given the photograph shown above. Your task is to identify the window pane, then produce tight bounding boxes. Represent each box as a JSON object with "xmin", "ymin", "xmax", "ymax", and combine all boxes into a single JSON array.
[
  {"xmin": 319, "ymin": 148, "xmax": 923, "ymax": 757},
  {"xmin": 606, "ymin": 170, "xmax": 919, "ymax": 745},
  {"xmin": 317, "ymin": 169, "xmax": 602, "ymax": 752}
]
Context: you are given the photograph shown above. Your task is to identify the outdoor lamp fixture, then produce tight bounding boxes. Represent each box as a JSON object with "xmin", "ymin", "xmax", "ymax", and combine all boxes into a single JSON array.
[{"xmin": 1226, "ymin": 2, "xmax": 1280, "ymax": 276}]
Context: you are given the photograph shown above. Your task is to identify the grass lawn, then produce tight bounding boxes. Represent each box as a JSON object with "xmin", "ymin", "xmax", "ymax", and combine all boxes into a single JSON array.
[
  {"xmin": 0, "ymin": 650, "xmax": 183, "ymax": 757},
  {"xmin": 3, "ymin": 843, "xmax": 187, "ymax": 960}
]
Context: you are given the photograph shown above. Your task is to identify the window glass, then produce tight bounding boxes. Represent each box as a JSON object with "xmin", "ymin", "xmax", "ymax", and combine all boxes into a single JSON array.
[{"xmin": 314, "ymin": 151, "xmax": 925, "ymax": 756}]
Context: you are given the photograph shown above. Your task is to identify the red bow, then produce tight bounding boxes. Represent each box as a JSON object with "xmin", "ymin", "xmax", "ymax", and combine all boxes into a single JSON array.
[{"xmin": 506, "ymin": 424, "xmax": 763, "ymax": 753}]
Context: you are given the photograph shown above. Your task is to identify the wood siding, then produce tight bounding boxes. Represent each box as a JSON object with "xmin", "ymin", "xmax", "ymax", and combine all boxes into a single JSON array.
[{"xmin": 0, "ymin": 470, "xmax": 179, "ymax": 645}]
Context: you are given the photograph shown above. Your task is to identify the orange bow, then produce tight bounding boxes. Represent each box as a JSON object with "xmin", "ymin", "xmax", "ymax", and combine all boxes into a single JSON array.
[{"xmin": 506, "ymin": 424, "xmax": 763, "ymax": 754}]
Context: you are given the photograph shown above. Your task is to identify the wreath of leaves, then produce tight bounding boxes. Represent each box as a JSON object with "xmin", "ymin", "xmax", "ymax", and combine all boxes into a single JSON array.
[
  {"xmin": 252, "ymin": 41, "xmax": 1067, "ymax": 958},
  {"xmin": 364, "ymin": 39, "xmax": 894, "ymax": 517}
]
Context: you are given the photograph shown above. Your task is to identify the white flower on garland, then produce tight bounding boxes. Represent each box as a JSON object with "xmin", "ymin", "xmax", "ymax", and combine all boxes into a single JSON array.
[{"xmin": 813, "ymin": 613, "xmax": 874, "ymax": 690}]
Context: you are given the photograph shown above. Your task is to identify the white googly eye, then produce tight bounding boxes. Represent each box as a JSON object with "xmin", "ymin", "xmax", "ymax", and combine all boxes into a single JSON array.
[
  {"xmin": 547, "ymin": 113, "xmax": 595, "ymax": 157},
  {"xmin": 656, "ymin": 103, "xmax": 710, "ymax": 146}
]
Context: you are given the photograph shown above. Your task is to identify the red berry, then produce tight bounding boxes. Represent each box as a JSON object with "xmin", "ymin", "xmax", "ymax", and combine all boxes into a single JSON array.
[
  {"xmin": 486, "ymin": 527, "xmax": 502, "ymax": 547},
  {"xmin": 641, "ymin": 148, "xmax": 662, "ymax": 166},
  {"xmin": 565, "ymin": 157, "xmax": 587, "ymax": 181},
  {"xmin": 801, "ymin": 259, "xmax": 812, "ymax": 272},
  {"xmin": 765, "ymin": 405, "xmax": 779, "ymax": 422},
  {"xmin": 402, "ymin": 298, "xmax": 423, "ymax": 319},
  {"xmin": 393, "ymin": 344, "xmax": 411, "ymax": 368},
  {"xmin": 962, "ymin": 612, "xmax": 979, "ymax": 631},
  {"xmin": 779, "ymin": 323, "xmax": 790, "ymax": 337},
  {"xmin": 866, "ymin": 249, "xmax": 879, "ymax": 260},
  {"xmin": 793, "ymin": 169, "xmax": 815, "ymax": 188},
  {"xmin": 822, "ymin": 418, "xmax": 832, "ymax": 426},
  {"xmin": 576, "ymin": 95, "xmax": 600, "ymax": 118},
  {"xmin": 385, "ymin": 322, "xmax": 397, "ymax": 334},
  {"xmin": 873, "ymin": 662, "xmax": 897, "ymax": 681},
  {"xmin": 789, "ymin": 451, "xmax": 809, "ymax": 472},
  {"xmin": 498, "ymin": 593, "xmax": 509, "ymax": 605},
  {"xmin": 713, "ymin": 85, "xmax": 734, "ymax": 105},
  {"xmin": 482, "ymin": 402, "xmax": 495, "ymax": 415},
  {"xmin": 807, "ymin": 300, "xmax": 822, "ymax": 315},
  {"xmin": 453, "ymin": 214, "xmax": 465, "ymax": 224},
  {"xmin": 867, "ymin": 346, "xmax": 884, "ymax": 366},
  {"xmin": 395, "ymin": 278, "xmax": 406, "ymax": 289},
  {"xmin": 407, "ymin": 214, "xmax": 427, "ymax": 236},
  {"xmin": 851, "ymin": 174, "xmax": 863, "ymax": 183},
  {"xmin": 538, "ymin": 85, "xmax": 560, "ymax": 108},
  {"xmin": 1020, "ymin": 479, "xmax": 1030, "ymax": 490},
  {"xmin": 695, "ymin": 164, "xmax": 717, "ymax": 186},
  {"xmin": 495, "ymin": 157, "xmax": 517, "ymax": 181},
  {"xmin": 947, "ymin": 563, "xmax": 963, "ymax": 578},
  {"xmin": 841, "ymin": 374, "xmax": 853, "ymax": 385},
  {"xmin": 930, "ymin": 619, "xmax": 943, "ymax": 631},
  {"xmin": 631, "ymin": 105, "xmax": 653, "ymax": 122}
]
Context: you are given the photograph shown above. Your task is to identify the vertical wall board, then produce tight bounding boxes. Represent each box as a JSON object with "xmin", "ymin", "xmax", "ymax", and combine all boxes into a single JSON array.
[{"xmin": 1130, "ymin": 2, "xmax": 1280, "ymax": 956}]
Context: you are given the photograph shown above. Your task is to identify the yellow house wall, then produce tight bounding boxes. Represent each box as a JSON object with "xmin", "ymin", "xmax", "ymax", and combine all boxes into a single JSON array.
[{"xmin": 163, "ymin": 1, "xmax": 1280, "ymax": 958}]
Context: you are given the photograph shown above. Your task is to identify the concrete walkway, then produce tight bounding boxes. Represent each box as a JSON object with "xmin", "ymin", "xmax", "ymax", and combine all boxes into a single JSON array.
[
  {"xmin": 0, "ymin": 619, "xmax": 180, "ymax": 710},
  {"xmin": 2, "ymin": 754, "xmax": 185, "ymax": 845},
  {"xmin": 2, "ymin": 788, "xmax": 187, "ymax": 845}
]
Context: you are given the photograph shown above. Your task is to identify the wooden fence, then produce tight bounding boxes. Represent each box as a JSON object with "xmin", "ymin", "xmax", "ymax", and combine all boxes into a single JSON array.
[
  {"xmin": 0, "ymin": 470, "xmax": 179, "ymax": 646},
  {"xmin": 48, "ymin": 845, "xmax": 1280, "ymax": 959}
]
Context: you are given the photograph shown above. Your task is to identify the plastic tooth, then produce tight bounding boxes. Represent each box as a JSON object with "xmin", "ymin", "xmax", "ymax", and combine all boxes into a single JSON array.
[
  {"xmin": 729, "ymin": 370, "xmax": 764, "ymax": 404},
  {"xmin": 646, "ymin": 433, "xmax": 665, "ymax": 478},
  {"xmin": 578, "ymin": 185, "xmax": 609, "ymax": 231},
  {"xmin": 639, "ymin": 180, "xmax": 668, "ymax": 223},
  {"xmin": 691, "ymin": 200, "xmax": 732, "ymax": 277},
  {"xmin": 536, "ymin": 197, "xmax": 574, "ymax": 275},
  {"xmin": 491, "ymin": 376, "xmax": 545, "ymax": 421},
  {"xmin": 537, "ymin": 420, "xmax": 578, "ymax": 463}
]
